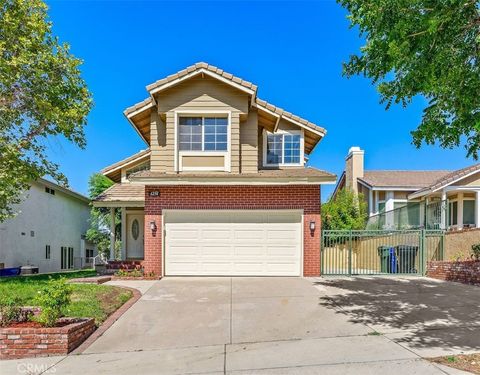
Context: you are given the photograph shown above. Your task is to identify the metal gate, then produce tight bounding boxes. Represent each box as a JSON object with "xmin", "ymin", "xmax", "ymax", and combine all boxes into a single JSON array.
[{"xmin": 321, "ymin": 229, "xmax": 444, "ymax": 276}]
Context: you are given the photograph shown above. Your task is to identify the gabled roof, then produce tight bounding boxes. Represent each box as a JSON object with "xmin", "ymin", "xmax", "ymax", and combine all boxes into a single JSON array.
[
  {"xmin": 409, "ymin": 163, "xmax": 480, "ymax": 198},
  {"xmin": 123, "ymin": 62, "xmax": 326, "ymax": 153},
  {"xmin": 146, "ymin": 62, "xmax": 258, "ymax": 96},
  {"xmin": 101, "ymin": 149, "xmax": 151, "ymax": 183},
  {"xmin": 359, "ymin": 170, "xmax": 451, "ymax": 189}
]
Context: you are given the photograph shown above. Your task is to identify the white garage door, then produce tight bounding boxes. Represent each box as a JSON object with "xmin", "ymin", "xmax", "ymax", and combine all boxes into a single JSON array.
[{"xmin": 164, "ymin": 210, "xmax": 302, "ymax": 276}]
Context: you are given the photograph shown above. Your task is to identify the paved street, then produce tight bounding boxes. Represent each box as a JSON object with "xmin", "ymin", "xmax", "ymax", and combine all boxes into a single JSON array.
[{"xmin": 2, "ymin": 277, "xmax": 478, "ymax": 374}]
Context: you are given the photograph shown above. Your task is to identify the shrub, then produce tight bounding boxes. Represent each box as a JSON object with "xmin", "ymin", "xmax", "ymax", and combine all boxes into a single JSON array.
[
  {"xmin": 322, "ymin": 189, "xmax": 368, "ymax": 230},
  {"xmin": 0, "ymin": 296, "xmax": 31, "ymax": 327},
  {"xmin": 34, "ymin": 277, "xmax": 72, "ymax": 327},
  {"xmin": 472, "ymin": 244, "xmax": 480, "ymax": 261},
  {"xmin": 115, "ymin": 269, "xmax": 143, "ymax": 277}
]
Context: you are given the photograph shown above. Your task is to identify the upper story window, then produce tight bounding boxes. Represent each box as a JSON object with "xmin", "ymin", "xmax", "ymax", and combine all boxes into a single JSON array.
[
  {"xmin": 264, "ymin": 131, "xmax": 303, "ymax": 166},
  {"xmin": 179, "ymin": 117, "xmax": 228, "ymax": 152},
  {"xmin": 45, "ymin": 187, "xmax": 55, "ymax": 195},
  {"xmin": 126, "ymin": 161, "xmax": 150, "ymax": 179}
]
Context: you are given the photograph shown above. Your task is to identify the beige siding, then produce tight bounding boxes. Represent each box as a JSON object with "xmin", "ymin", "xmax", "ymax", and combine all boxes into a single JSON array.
[
  {"xmin": 182, "ymin": 156, "xmax": 224, "ymax": 168},
  {"xmin": 240, "ymin": 110, "xmax": 258, "ymax": 173},
  {"xmin": 152, "ymin": 75, "xmax": 248, "ymax": 174},
  {"xmin": 150, "ymin": 109, "xmax": 171, "ymax": 172},
  {"xmin": 156, "ymin": 75, "xmax": 249, "ymax": 114}
]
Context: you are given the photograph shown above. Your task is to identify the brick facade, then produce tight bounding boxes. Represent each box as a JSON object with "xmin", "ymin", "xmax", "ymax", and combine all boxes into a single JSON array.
[
  {"xmin": 427, "ymin": 260, "xmax": 480, "ymax": 285},
  {"xmin": 142, "ymin": 185, "xmax": 321, "ymax": 277},
  {"xmin": 0, "ymin": 318, "xmax": 95, "ymax": 359}
]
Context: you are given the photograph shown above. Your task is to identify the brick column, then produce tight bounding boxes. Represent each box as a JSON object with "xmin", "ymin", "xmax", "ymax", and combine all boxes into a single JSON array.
[
  {"xmin": 303, "ymin": 213, "xmax": 321, "ymax": 276},
  {"xmin": 143, "ymin": 214, "xmax": 162, "ymax": 277}
]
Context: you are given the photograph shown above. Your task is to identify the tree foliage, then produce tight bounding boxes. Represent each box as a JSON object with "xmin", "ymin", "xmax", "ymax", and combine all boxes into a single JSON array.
[
  {"xmin": 85, "ymin": 174, "xmax": 120, "ymax": 257},
  {"xmin": 322, "ymin": 189, "xmax": 368, "ymax": 230},
  {"xmin": 338, "ymin": 0, "xmax": 480, "ymax": 157},
  {"xmin": 0, "ymin": 0, "xmax": 92, "ymax": 221}
]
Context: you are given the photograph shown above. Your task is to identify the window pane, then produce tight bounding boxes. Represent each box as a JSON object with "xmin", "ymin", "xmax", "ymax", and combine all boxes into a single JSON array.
[
  {"xmin": 267, "ymin": 134, "xmax": 283, "ymax": 164},
  {"xmin": 202, "ymin": 117, "xmax": 228, "ymax": 151},
  {"xmin": 463, "ymin": 200, "xmax": 475, "ymax": 225},
  {"xmin": 179, "ymin": 117, "xmax": 202, "ymax": 151},
  {"xmin": 282, "ymin": 134, "xmax": 301, "ymax": 164}
]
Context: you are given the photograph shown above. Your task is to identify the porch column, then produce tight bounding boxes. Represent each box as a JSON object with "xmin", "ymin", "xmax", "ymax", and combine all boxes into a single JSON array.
[
  {"xmin": 110, "ymin": 207, "xmax": 115, "ymax": 260},
  {"xmin": 121, "ymin": 208, "xmax": 127, "ymax": 260},
  {"xmin": 385, "ymin": 191, "xmax": 394, "ymax": 228},
  {"xmin": 368, "ymin": 190, "xmax": 373, "ymax": 216},
  {"xmin": 476, "ymin": 191, "xmax": 480, "ymax": 228},
  {"xmin": 375, "ymin": 191, "xmax": 379, "ymax": 214},
  {"xmin": 457, "ymin": 192, "xmax": 464, "ymax": 229},
  {"xmin": 441, "ymin": 190, "xmax": 447, "ymax": 230}
]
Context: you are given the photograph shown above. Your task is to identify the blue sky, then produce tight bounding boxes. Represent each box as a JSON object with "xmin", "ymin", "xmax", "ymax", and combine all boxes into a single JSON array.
[{"xmin": 45, "ymin": 0, "xmax": 472, "ymax": 200}]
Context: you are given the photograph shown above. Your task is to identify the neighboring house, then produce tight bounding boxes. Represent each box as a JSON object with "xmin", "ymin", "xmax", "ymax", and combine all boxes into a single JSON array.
[
  {"xmin": 0, "ymin": 179, "xmax": 95, "ymax": 273},
  {"xmin": 333, "ymin": 146, "xmax": 480, "ymax": 230},
  {"xmin": 94, "ymin": 62, "xmax": 336, "ymax": 277}
]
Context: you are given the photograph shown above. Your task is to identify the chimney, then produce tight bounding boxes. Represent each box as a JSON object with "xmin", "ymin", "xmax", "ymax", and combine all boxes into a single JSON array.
[{"xmin": 345, "ymin": 146, "xmax": 364, "ymax": 193}]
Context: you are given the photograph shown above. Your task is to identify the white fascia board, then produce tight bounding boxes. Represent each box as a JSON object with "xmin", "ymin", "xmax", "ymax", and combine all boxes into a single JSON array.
[
  {"xmin": 124, "ymin": 114, "xmax": 149, "ymax": 145},
  {"xmin": 148, "ymin": 69, "xmax": 255, "ymax": 97},
  {"xmin": 102, "ymin": 152, "xmax": 152, "ymax": 176},
  {"xmin": 253, "ymin": 103, "xmax": 326, "ymax": 137},
  {"xmin": 431, "ymin": 168, "xmax": 480, "ymax": 193}
]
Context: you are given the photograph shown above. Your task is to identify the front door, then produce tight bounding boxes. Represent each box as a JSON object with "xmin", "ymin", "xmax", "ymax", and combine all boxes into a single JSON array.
[{"xmin": 127, "ymin": 214, "xmax": 144, "ymax": 259}]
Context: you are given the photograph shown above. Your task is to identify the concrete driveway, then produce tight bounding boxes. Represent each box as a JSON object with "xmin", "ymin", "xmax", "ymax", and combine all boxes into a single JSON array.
[{"xmin": 3, "ymin": 277, "xmax": 479, "ymax": 374}]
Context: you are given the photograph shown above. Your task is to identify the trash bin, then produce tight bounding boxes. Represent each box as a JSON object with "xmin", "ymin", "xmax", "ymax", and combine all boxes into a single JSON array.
[
  {"xmin": 396, "ymin": 245, "xmax": 418, "ymax": 273},
  {"xmin": 378, "ymin": 246, "xmax": 397, "ymax": 273},
  {"xmin": 378, "ymin": 246, "xmax": 391, "ymax": 273}
]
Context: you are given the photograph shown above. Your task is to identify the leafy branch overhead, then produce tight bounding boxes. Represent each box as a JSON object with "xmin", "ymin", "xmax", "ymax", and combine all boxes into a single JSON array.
[
  {"xmin": 0, "ymin": 0, "xmax": 92, "ymax": 221},
  {"xmin": 338, "ymin": 0, "xmax": 480, "ymax": 157}
]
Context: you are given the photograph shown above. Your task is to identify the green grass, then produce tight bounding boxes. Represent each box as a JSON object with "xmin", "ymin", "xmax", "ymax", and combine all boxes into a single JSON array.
[{"xmin": 0, "ymin": 270, "xmax": 132, "ymax": 325}]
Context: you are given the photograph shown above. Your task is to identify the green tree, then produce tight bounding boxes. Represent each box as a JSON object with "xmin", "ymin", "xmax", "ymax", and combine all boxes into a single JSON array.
[
  {"xmin": 85, "ymin": 173, "xmax": 120, "ymax": 257},
  {"xmin": 322, "ymin": 189, "xmax": 368, "ymax": 230},
  {"xmin": 338, "ymin": 0, "xmax": 480, "ymax": 157},
  {"xmin": 0, "ymin": 0, "xmax": 92, "ymax": 221}
]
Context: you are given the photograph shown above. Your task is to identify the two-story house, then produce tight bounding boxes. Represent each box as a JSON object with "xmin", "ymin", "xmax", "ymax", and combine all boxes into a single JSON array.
[{"xmin": 94, "ymin": 62, "xmax": 335, "ymax": 277}]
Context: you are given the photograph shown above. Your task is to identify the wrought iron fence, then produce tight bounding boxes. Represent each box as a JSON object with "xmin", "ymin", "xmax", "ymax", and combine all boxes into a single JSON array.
[{"xmin": 321, "ymin": 229, "xmax": 444, "ymax": 276}]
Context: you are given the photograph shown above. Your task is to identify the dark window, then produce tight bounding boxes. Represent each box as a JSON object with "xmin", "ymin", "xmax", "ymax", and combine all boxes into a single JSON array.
[
  {"xmin": 45, "ymin": 187, "xmax": 55, "ymax": 195},
  {"xmin": 45, "ymin": 245, "xmax": 51, "ymax": 259},
  {"xmin": 86, "ymin": 249, "xmax": 94, "ymax": 258},
  {"xmin": 61, "ymin": 247, "xmax": 74, "ymax": 269}
]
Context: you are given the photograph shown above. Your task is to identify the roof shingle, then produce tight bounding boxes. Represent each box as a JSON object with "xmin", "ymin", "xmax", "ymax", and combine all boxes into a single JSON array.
[{"xmin": 359, "ymin": 170, "xmax": 451, "ymax": 189}]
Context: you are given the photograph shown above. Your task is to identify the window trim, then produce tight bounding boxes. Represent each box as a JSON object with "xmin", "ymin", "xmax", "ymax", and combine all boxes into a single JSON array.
[
  {"xmin": 174, "ymin": 111, "xmax": 231, "ymax": 172},
  {"xmin": 262, "ymin": 129, "xmax": 304, "ymax": 167}
]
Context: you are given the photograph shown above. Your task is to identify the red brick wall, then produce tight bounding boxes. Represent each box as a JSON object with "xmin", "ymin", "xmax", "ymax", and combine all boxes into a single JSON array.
[
  {"xmin": 0, "ymin": 318, "xmax": 95, "ymax": 359},
  {"xmin": 427, "ymin": 260, "xmax": 480, "ymax": 285},
  {"xmin": 143, "ymin": 185, "xmax": 321, "ymax": 277}
]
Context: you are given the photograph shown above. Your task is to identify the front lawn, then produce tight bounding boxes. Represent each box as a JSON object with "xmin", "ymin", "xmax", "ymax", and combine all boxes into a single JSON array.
[{"xmin": 0, "ymin": 270, "xmax": 132, "ymax": 325}]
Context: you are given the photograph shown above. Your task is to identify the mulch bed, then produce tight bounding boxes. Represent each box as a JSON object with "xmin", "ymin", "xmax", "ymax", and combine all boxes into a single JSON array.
[{"xmin": 430, "ymin": 353, "xmax": 480, "ymax": 374}]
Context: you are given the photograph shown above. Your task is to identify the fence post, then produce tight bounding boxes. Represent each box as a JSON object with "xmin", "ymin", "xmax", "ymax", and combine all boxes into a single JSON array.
[
  {"xmin": 348, "ymin": 230, "xmax": 353, "ymax": 276},
  {"xmin": 420, "ymin": 229, "xmax": 426, "ymax": 275},
  {"xmin": 320, "ymin": 230, "xmax": 323, "ymax": 275}
]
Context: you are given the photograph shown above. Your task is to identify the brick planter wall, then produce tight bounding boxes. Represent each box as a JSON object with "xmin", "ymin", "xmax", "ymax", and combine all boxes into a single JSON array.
[
  {"xmin": 427, "ymin": 260, "xmax": 480, "ymax": 285},
  {"xmin": 143, "ymin": 185, "xmax": 321, "ymax": 277},
  {"xmin": 0, "ymin": 318, "xmax": 95, "ymax": 359}
]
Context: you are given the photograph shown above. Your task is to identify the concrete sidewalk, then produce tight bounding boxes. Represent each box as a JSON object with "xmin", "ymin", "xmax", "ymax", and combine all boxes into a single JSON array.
[{"xmin": 2, "ymin": 277, "xmax": 477, "ymax": 374}]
